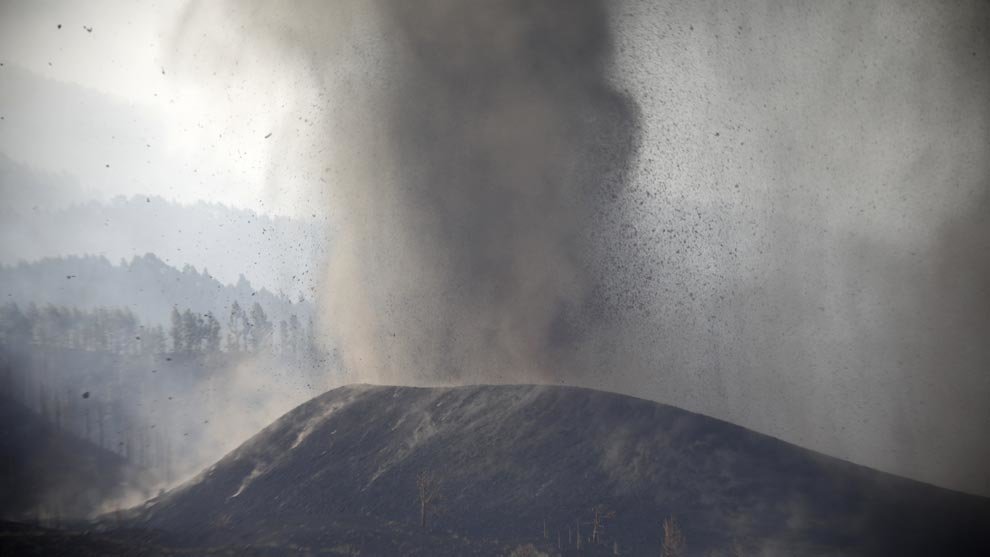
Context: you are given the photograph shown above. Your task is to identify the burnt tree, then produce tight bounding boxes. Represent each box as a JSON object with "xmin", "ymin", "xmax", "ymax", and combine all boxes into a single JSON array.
[{"xmin": 416, "ymin": 470, "xmax": 441, "ymax": 529}]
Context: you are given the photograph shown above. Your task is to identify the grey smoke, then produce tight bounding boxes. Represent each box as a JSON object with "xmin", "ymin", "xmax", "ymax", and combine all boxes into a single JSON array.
[
  {"xmin": 325, "ymin": 0, "xmax": 640, "ymax": 384},
  {"xmin": 172, "ymin": 1, "xmax": 639, "ymax": 382}
]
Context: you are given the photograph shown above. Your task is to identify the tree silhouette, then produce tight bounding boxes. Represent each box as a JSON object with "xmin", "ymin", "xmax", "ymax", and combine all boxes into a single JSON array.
[
  {"xmin": 170, "ymin": 307, "xmax": 183, "ymax": 353},
  {"xmin": 591, "ymin": 505, "xmax": 616, "ymax": 545},
  {"xmin": 204, "ymin": 312, "xmax": 221, "ymax": 353},
  {"xmin": 288, "ymin": 314, "xmax": 302, "ymax": 357},
  {"xmin": 181, "ymin": 309, "xmax": 200, "ymax": 353},
  {"xmin": 661, "ymin": 516, "xmax": 686, "ymax": 557},
  {"xmin": 248, "ymin": 302, "xmax": 272, "ymax": 352},
  {"xmin": 227, "ymin": 301, "xmax": 247, "ymax": 352}
]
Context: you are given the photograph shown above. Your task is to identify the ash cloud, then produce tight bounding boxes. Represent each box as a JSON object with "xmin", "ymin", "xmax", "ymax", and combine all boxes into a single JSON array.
[
  {"xmin": 324, "ymin": 0, "xmax": 640, "ymax": 384},
  {"xmin": 172, "ymin": 0, "xmax": 642, "ymax": 381},
  {"xmin": 179, "ymin": 0, "xmax": 642, "ymax": 385}
]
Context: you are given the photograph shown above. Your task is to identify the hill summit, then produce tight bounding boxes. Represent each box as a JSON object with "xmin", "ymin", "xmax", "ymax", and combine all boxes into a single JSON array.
[{"xmin": 133, "ymin": 384, "xmax": 990, "ymax": 556}]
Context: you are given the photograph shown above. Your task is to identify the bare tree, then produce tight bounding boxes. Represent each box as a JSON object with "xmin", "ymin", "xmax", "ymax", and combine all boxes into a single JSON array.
[
  {"xmin": 591, "ymin": 505, "xmax": 616, "ymax": 545},
  {"xmin": 662, "ymin": 516, "xmax": 686, "ymax": 557},
  {"xmin": 416, "ymin": 470, "xmax": 441, "ymax": 529}
]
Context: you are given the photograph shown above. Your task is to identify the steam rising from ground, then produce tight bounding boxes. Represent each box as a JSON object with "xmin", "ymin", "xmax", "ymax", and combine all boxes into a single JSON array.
[{"xmin": 172, "ymin": 1, "xmax": 990, "ymax": 494}]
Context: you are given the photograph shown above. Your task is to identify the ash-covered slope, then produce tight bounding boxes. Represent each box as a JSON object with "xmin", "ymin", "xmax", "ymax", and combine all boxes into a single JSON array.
[{"xmin": 134, "ymin": 385, "xmax": 990, "ymax": 556}]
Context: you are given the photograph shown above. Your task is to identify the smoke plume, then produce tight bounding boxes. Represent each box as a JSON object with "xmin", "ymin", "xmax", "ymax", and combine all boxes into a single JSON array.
[{"xmin": 321, "ymin": 0, "xmax": 639, "ymax": 384}]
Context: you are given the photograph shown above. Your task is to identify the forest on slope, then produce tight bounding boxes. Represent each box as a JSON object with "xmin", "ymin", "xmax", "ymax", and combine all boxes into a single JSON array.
[{"xmin": 0, "ymin": 252, "xmax": 334, "ymax": 521}]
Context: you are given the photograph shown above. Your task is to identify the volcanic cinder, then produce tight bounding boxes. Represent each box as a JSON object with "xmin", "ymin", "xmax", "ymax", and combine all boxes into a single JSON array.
[{"xmin": 132, "ymin": 384, "xmax": 990, "ymax": 556}]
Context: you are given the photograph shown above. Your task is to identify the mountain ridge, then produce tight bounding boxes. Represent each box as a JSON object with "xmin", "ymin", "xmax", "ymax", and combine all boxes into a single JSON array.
[
  {"xmin": 0, "ymin": 151, "xmax": 324, "ymax": 296},
  {"xmin": 0, "ymin": 252, "xmax": 314, "ymax": 331}
]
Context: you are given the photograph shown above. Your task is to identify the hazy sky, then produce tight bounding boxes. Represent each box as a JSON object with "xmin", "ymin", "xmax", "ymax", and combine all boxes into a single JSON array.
[{"xmin": 0, "ymin": 0, "xmax": 316, "ymax": 216}]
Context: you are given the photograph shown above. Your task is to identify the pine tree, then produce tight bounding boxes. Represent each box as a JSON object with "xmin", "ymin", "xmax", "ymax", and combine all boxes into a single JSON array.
[
  {"xmin": 181, "ymin": 309, "xmax": 200, "ymax": 353},
  {"xmin": 204, "ymin": 312, "xmax": 222, "ymax": 353},
  {"xmin": 170, "ymin": 307, "xmax": 183, "ymax": 353},
  {"xmin": 279, "ymin": 320, "xmax": 289, "ymax": 356},
  {"xmin": 288, "ymin": 314, "xmax": 302, "ymax": 357},
  {"xmin": 248, "ymin": 303, "xmax": 272, "ymax": 352},
  {"xmin": 227, "ymin": 302, "xmax": 246, "ymax": 353}
]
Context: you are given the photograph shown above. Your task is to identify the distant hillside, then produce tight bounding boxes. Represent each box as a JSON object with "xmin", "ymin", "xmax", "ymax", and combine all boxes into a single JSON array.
[
  {"xmin": 0, "ymin": 253, "xmax": 314, "ymax": 331},
  {"xmin": 130, "ymin": 385, "xmax": 990, "ymax": 556},
  {"xmin": 0, "ymin": 154, "xmax": 324, "ymax": 296}
]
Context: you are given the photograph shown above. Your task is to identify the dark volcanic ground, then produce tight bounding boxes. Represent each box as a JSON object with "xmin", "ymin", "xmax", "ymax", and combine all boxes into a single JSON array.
[{"xmin": 4, "ymin": 384, "xmax": 990, "ymax": 555}]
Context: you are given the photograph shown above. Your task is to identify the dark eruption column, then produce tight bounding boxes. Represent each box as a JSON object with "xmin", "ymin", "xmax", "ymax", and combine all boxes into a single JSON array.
[{"xmin": 327, "ymin": 0, "xmax": 639, "ymax": 384}]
